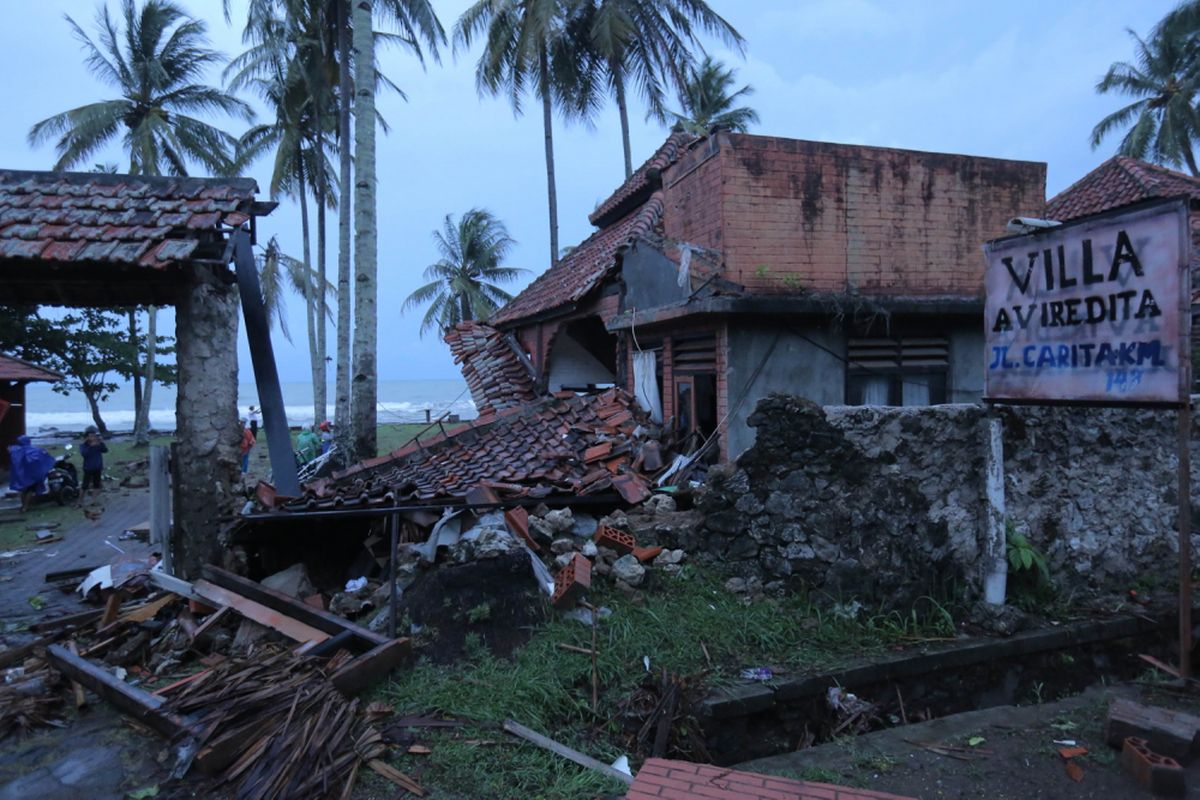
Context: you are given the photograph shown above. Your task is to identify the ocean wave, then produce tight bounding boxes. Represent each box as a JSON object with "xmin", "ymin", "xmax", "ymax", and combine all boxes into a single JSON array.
[{"xmin": 28, "ymin": 399, "xmax": 478, "ymax": 434}]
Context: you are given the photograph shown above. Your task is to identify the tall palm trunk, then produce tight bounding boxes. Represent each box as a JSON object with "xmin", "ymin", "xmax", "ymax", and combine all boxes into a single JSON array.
[
  {"xmin": 1184, "ymin": 140, "xmax": 1200, "ymax": 176},
  {"xmin": 135, "ymin": 306, "xmax": 156, "ymax": 444},
  {"xmin": 540, "ymin": 47, "xmax": 559, "ymax": 267},
  {"xmin": 615, "ymin": 72, "xmax": 632, "ymax": 178},
  {"xmin": 351, "ymin": 0, "xmax": 378, "ymax": 459},
  {"xmin": 334, "ymin": 0, "xmax": 353, "ymax": 458},
  {"xmin": 297, "ymin": 149, "xmax": 322, "ymax": 424},
  {"xmin": 127, "ymin": 309, "xmax": 143, "ymax": 424},
  {"xmin": 315, "ymin": 169, "xmax": 329, "ymax": 425}
]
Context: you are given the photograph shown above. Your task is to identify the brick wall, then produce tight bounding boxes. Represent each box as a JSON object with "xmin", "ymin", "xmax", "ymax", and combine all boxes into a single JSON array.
[{"xmin": 662, "ymin": 133, "xmax": 1046, "ymax": 298}]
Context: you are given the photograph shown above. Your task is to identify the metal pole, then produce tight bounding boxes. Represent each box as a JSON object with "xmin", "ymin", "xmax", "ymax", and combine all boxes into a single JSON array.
[
  {"xmin": 1180, "ymin": 403, "xmax": 1193, "ymax": 678},
  {"xmin": 388, "ymin": 512, "xmax": 399, "ymax": 640}
]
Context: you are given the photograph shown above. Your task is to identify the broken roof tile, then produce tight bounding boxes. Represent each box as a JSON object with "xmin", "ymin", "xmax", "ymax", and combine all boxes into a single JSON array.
[{"xmin": 285, "ymin": 390, "xmax": 655, "ymax": 509}]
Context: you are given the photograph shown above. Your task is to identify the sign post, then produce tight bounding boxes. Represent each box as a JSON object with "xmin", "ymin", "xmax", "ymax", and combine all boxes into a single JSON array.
[{"xmin": 983, "ymin": 198, "xmax": 1192, "ymax": 675}]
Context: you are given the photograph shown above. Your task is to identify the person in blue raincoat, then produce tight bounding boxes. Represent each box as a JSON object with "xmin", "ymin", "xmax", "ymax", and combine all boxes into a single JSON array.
[{"xmin": 8, "ymin": 435, "xmax": 56, "ymax": 511}]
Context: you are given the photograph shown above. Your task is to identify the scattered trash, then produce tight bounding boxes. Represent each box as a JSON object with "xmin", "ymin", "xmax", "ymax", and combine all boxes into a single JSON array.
[
  {"xmin": 741, "ymin": 667, "xmax": 774, "ymax": 682},
  {"xmin": 1064, "ymin": 760, "xmax": 1084, "ymax": 782},
  {"xmin": 1053, "ymin": 739, "xmax": 1077, "ymax": 746},
  {"xmin": 563, "ymin": 606, "xmax": 611, "ymax": 626},
  {"xmin": 27, "ymin": 595, "xmax": 46, "ymax": 610},
  {"xmin": 345, "ymin": 576, "xmax": 368, "ymax": 592},
  {"xmin": 611, "ymin": 754, "xmax": 632, "ymax": 776},
  {"xmin": 967, "ymin": 736, "xmax": 986, "ymax": 747},
  {"xmin": 1058, "ymin": 746, "xmax": 1088, "ymax": 759},
  {"xmin": 127, "ymin": 787, "xmax": 159, "ymax": 799},
  {"xmin": 643, "ymin": 656, "xmax": 651, "ymax": 672}
]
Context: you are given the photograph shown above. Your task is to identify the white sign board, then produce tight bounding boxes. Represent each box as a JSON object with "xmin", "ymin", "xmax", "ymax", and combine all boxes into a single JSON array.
[{"xmin": 983, "ymin": 199, "xmax": 1191, "ymax": 406}]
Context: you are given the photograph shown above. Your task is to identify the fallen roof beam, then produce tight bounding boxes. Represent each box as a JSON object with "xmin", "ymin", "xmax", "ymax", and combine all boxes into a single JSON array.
[
  {"xmin": 200, "ymin": 565, "xmax": 388, "ymax": 648},
  {"xmin": 46, "ymin": 644, "xmax": 196, "ymax": 740}
]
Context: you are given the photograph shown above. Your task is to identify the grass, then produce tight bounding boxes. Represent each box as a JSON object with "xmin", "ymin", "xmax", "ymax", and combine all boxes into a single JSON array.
[{"xmin": 373, "ymin": 564, "xmax": 959, "ymax": 799}]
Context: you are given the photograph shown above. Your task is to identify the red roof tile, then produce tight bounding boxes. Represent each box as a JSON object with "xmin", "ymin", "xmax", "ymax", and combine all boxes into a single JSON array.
[
  {"xmin": 289, "ymin": 389, "xmax": 653, "ymax": 507},
  {"xmin": 490, "ymin": 192, "xmax": 664, "ymax": 327},
  {"xmin": 444, "ymin": 321, "xmax": 541, "ymax": 417},
  {"xmin": 589, "ymin": 130, "xmax": 695, "ymax": 226},
  {"xmin": 1046, "ymin": 156, "xmax": 1200, "ymax": 221},
  {"xmin": 0, "ymin": 170, "xmax": 261, "ymax": 269},
  {"xmin": 628, "ymin": 759, "xmax": 916, "ymax": 800},
  {"xmin": 0, "ymin": 354, "xmax": 61, "ymax": 382}
]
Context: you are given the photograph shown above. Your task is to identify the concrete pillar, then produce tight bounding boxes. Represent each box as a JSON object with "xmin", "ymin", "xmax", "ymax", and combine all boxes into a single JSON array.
[{"xmin": 172, "ymin": 265, "xmax": 240, "ymax": 579}]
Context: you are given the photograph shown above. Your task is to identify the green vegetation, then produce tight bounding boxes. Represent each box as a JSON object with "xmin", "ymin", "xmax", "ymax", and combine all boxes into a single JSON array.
[{"xmin": 375, "ymin": 565, "xmax": 959, "ymax": 799}]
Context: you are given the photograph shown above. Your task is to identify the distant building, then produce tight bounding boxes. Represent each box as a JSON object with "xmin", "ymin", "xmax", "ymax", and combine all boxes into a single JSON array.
[
  {"xmin": 484, "ymin": 130, "xmax": 1047, "ymax": 459},
  {"xmin": 0, "ymin": 354, "xmax": 61, "ymax": 468}
]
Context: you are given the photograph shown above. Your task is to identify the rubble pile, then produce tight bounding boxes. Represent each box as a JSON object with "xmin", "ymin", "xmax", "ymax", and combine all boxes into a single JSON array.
[{"xmin": 285, "ymin": 388, "xmax": 660, "ymax": 509}]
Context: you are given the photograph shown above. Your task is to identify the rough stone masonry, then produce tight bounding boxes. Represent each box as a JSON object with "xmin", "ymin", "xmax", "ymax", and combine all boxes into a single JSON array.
[{"xmin": 692, "ymin": 394, "xmax": 1200, "ymax": 606}]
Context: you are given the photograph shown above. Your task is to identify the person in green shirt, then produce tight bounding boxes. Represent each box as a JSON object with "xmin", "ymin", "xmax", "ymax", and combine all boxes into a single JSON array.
[{"xmin": 296, "ymin": 425, "xmax": 321, "ymax": 465}]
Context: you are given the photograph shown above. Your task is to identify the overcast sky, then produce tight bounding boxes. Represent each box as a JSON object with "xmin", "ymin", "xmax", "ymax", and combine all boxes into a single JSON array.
[{"xmin": 0, "ymin": 0, "xmax": 1181, "ymax": 382}]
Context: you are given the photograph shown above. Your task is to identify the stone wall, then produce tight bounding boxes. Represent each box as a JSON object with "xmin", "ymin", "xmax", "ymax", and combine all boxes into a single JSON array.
[{"xmin": 692, "ymin": 394, "xmax": 1198, "ymax": 605}]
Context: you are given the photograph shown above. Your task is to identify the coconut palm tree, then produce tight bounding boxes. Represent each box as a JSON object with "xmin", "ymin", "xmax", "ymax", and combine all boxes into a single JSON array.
[
  {"xmin": 668, "ymin": 55, "xmax": 758, "ymax": 135},
  {"xmin": 585, "ymin": 0, "xmax": 743, "ymax": 177},
  {"xmin": 228, "ymin": 0, "xmax": 338, "ymax": 424},
  {"xmin": 403, "ymin": 209, "xmax": 526, "ymax": 336},
  {"xmin": 1092, "ymin": 19, "xmax": 1200, "ymax": 175},
  {"xmin": 30, "ymin": 0, "xmax": 252, "ymax": 175},
  {"xmin": 456, "ymin": 0, "xmax": 600, "ymax": 268},
  {"xmin": 30, "ymin": 0, "xmax": 252, "ymax": 446}
]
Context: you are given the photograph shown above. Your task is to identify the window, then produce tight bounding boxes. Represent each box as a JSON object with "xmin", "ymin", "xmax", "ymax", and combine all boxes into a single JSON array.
[{"xmin": 846, "ymin": 336, "xmax": 948, "ymax": 406}]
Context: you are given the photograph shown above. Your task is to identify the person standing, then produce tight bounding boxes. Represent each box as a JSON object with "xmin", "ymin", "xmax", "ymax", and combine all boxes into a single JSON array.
[
  {"xmin": 296, "ymin": 425, "xmax": 321, "ymax": 465},
  {"xmin": 247, "ymin": 406, "xmax": 261, "ymax": 439},
  {"xmin": 79, "ymin": 426, "xmax": 107, "ymax": 501},
  {"xmin": 8, "ymin": 435, "xmax": 55, "ymax": 512},
  {"xmin": 239, "ymin": 418, "xmax": 256, "ymax": 475},
  {"xmin": 319, "ymin": 420, "xmax": 333, "ymax": 455}
]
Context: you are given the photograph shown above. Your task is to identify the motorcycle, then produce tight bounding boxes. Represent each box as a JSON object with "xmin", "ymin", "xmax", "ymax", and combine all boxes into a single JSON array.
[{"xmin": 46, "ymin": 445, "xmax": 80, "ymax": 506}]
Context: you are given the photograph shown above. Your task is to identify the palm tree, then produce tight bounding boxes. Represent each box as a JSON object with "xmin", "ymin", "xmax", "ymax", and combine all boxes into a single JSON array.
[
  {"xmin": 668, "ymin": 55, "xmax": 758, "ymax": 135},
  {"xmin": 1092, "ymin": 18, "xmax": 1200, "ymax": 175},
  {"xmin": 403, "ymin": 209, "xmax": 526, "ymax": 335},
  {"xmin": 351, "ymin": 0, "xmax": 379, "ymax": 459},
  {"xmin": 585, "ymin": 0, "xmax": 743, "ymax": 177},
  {"xmin": 331, "ymin": 0, "xmax": 444, "ymax": 461},
  {"xmin": 228, "ymin": 0, "xmax": 338, "ymax": 424},
  {"xmin": 456, "ymin": 0, "xmax": 599, "ymax": 268},
  {"xmin": 30, "ymin": 0, "xmax": 252, "ymax": 175},
  {"xmin": 256, "ymin": 235, "xmax": 336, "ymax": 345},
  {"xmin": 30, "ymin": 0, "xmax": 252, "ymax": 446}
]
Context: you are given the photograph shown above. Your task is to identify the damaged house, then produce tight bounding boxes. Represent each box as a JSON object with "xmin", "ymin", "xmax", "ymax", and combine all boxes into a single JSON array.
[{"xmin": 484, "ymin": 130, "xmax": 1046, "ymax": 458}]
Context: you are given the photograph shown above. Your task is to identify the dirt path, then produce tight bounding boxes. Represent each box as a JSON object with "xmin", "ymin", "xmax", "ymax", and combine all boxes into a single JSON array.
[
  {"xmin": 0, "ymin": 487, "xmax": 155, "ymax": 624},
  {"xmin": 739, "ymin": 682, "xmax": 1200, "ymax": 798}
]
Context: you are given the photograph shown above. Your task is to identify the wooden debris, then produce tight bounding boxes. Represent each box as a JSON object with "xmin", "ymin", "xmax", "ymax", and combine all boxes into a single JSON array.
[
  {"xmin": 46, "ymin": 644, "xmax": 193, "ymax": 740},
  {"xmin": 192, "ymin": 580, "xmax": 329, "ymax": 645},
  {"xmin": 502, "ymin": 718, "xmax": 634, "ymax": 786},
  {"xmin": 329, "ymin": 638, "xmax": 411, "ymax": 696},
  {"xmin": 368, "ymin": 759, "xmax": 425, "ymax": 796},
  {"xmin": 557, "ymin": 643, "xmax": 597, "ymax": 656},
  {"xmin": 1065, "ymin": 759, "xmax": 1084, "ymax": 782},
  {"xmin": 119, "ymin": 593, "xmax": 176, "ymax": 624},
  {"xmin": 65, "ymin": 642, "xmax": 87, "ymax": 708}
]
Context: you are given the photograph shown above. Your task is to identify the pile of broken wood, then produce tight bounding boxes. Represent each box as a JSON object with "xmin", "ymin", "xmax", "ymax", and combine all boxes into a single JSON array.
[{"xmin": 0, "ymin": 564, "xmax": 419, "ymax": 800}]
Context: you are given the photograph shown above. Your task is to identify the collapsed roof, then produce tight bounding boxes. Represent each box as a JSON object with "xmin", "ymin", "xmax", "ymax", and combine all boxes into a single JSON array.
[
  {"xmin": 287, "ymin": 388, "xmax": 654, "ymax": 510},
  {"xmin": 445, "ymin": 321, "xmax": 540, "ymax": 417}
]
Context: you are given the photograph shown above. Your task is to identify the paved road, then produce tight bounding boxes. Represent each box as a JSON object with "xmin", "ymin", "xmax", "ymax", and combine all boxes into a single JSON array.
[{"xmin": 0, "ymin": 487, "xmax": 156, "ymax": 625}]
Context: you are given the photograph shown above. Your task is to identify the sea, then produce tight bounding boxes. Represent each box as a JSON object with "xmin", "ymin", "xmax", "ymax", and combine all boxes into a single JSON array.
[{"xmin": 22, "ymin": 379, "xmax": 478, "ymax": 434}]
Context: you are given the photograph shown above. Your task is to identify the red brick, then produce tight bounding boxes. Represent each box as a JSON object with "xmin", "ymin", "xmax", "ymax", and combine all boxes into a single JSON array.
[
  {"xmin": 595, "ymin": 524, "xmax": 636, "ymax": 555},
  {"xmin": 551, "ymin": 552, "xmax": 591, "ymax": 609},
  {"xmin": 1121, "ymin": 737, "xmax": 1186, "ymax": 797}
]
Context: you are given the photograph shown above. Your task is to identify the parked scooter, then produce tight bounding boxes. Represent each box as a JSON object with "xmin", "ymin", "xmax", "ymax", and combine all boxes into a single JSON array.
[{"xmin": 46, "ymin": 445, "xmax": 80, "ymax": 506}]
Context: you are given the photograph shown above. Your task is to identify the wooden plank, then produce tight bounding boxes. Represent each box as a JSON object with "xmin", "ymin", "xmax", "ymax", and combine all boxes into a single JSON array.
[
  {"xmin": 44, "ymin": 565, "xmax": 100, "ymax": 584},
  {"xmin": 502, "ymin": 719, "xmax": 633, "ymax": 785},
  {"xmin": 147, "ymin": 571, "xmax": 205, "ymax": 603},
  {"xmin": 192, "ymin": 579, "xmax": 329, "ymax": 645},
  {"xmin": 191, "ymin": 606, "xmax": 231, "ymax": 644},
  {"xmin": 46, "ymin": 644, "xmax": 194, "ymax": 740},
  {"xmin": 65, "ymin": 641, "xmax": 88, "ymax": 708},
  {"xmin": 200, "ymin": 565, "xmax": 387, "ymax": 647},
  {"xmin": 1107, "ymin": 697, "xmax": 1200, "ymax": 762},
  {"xmin": 98, "ymin": 592, "xmax": 123, "ymax": 631},
  {"xmin": 118, "ymin": 593, "xmax": 176, "ymax": 624},
  {"xmin": 330, "ymin": 638, "xmax": 411, "ymax": 696}
]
